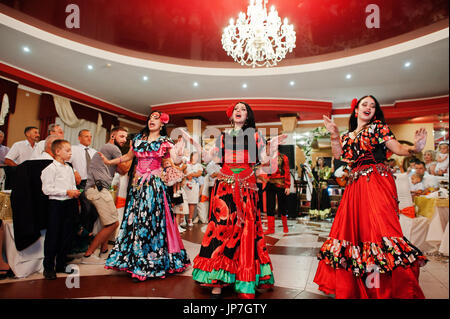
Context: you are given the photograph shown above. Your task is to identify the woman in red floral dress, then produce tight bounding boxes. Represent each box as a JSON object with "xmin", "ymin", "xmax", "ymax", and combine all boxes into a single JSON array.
[
  {"xmin": 314, "ymin": 95, "xmax": 428, "ymax": 299},
  {"xmin": 188, "ymin": 101, "xmax": 286, "ymax": 299}
]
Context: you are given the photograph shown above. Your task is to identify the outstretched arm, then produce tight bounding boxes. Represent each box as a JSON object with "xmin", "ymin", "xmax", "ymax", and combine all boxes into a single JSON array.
[
  {"xmin": 385, "ymin": 128, "xmax": 427, "ymax": 156},
  {"xmin": 98, "ymin": 141, "xmax": 134, "ymax": 166},
  {"xmin": 323, "ymin": 115, "xmax": 342, "ymax": 159}
]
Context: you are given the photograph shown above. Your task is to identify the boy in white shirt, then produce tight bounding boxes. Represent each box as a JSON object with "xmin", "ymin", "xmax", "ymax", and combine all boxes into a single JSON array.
[{"xmin": 40, "ymin": 139, "xmax": 80, "ymax": 280}]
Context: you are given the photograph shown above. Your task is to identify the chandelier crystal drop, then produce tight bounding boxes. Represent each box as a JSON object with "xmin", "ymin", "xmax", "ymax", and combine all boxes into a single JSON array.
[{"xmin": 221, "ymin": 0, "xmax": 296, "ymax": 68}]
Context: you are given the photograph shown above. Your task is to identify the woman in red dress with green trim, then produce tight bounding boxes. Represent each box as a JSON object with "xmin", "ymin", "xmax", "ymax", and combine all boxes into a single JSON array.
[
  {"xmin": 314, "ymin": 95, "xmax": 428, "ymax": 299},
  {"xmin": 189, "ymin": 101, "xmax": 286, "ymax": 299}
]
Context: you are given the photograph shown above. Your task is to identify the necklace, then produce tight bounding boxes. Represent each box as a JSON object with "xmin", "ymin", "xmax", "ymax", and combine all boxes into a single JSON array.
[{"xmin": 350, "ymin": 124, "xmax": 368, "ymax": 139}]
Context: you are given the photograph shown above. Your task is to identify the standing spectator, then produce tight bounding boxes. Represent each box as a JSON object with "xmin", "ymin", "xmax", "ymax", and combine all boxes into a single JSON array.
[
  {"xmin": 0, "ymin": 130, "xmax": 9, "ymax": 165},
  {"xmin": 80, "ymin": 127, "xmax": 129, "ymax": 264},
  {"xmin": 30, "ymin": 124, "xmax": 64, "ymax": 159},
  {"xmin": 4, "ymin": 126, "xmax": 40, "ymax": 166},
  {"xmin": 69, "ymin": 129, "xmax": 98, "ymax": 236},
  {"xmin": 265, "ymin": 151, "xmax": 291, "ymax": 234},
  {"xmin": 40, "ymin": 139, "xmax": 80, "ymax": 280},
  {"xmin": 31, "ymin": 135, "xmax": 58, "ymax": 160},
  {"xmin": 183, "ymin": 152, "xmax": 203, "ymax": 227}
]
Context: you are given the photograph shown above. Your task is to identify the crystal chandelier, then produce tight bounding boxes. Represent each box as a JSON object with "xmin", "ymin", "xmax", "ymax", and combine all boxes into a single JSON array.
[{"xmin": 221, "ymin": 0, "xmax": 296, "ymax": 68}]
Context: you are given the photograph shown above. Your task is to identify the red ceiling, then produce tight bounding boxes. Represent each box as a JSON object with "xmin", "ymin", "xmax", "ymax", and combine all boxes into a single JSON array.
[{"xmin": 1, "ymin": 0, "xmax": 448, "ymax": 63}]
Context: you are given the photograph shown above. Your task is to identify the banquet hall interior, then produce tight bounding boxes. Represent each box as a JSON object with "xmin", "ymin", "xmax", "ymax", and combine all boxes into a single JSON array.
[{"xmin": 0, "ymin": 0, "xmax": 448, "ymax": 299}]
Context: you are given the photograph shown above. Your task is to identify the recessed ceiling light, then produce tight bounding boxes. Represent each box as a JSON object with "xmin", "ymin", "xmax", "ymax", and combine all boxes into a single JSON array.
[
  {"xmin": 87, "ymin": 64, "xmax": 94, "ymax": 70},
  {"xmin": 404, "ymin": 61, "xmax": 412, "ymax": 68},
  {"xmin": 142, "ymin": 75, "xmax": 149, "ymax": 81},
  {"xmin": 345, "ymin": 74, "xmax": 352, "ymax": 79},
  {"xmin": 193, "ymin": 82, "xmax": 199, "ymax": 87},
  {"xmin": 22, "ymin": 46, "xmax": 30, "ymax": 53},
  {"xmin": 289, "ymin": 81, "xmax": 295, "ymax": 86},
  {"xmin": 242, "ymin": 83, "xmax": 248, "ymax": 88}
]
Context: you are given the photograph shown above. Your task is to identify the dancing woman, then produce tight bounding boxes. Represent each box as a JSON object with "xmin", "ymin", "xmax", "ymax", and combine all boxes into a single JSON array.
[
  {"xmin": 314, "ymin": 96, "xmax": 428, "ymax": 298},
  {"xmin": 100, "ymin": 111, "xmax": 190, "ymax": 281},
  {"xmin": 187, "ymin": 101, "xmax": 286, "ymax": 299}
]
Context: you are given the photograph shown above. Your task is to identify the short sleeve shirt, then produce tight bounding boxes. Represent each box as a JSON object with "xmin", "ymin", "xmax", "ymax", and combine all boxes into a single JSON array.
[{"xmin": 86, "ymin": 143, "xmax": 122, "ymax": 189}]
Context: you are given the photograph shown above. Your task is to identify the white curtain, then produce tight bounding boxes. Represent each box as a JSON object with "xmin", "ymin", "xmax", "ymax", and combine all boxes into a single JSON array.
[
  {"xmin": 0, "ymin": 94, "xmax": 9, "ymax": 126},
  {"xmin": 52, "ymin": 94, "xmax": 107, "ymax": 150},
  {"xmin": 55, "ymin": 117, "xmax": 107, "ymax": 151},
  {"xmin": 53, "ymin": 95, "xmax": 85, "ymax": 128}
]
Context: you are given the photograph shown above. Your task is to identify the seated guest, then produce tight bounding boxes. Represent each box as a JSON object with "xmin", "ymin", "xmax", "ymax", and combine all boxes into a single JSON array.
[
  {"xmin": 40, "ymin": 139, "xmax": 80, "ymax": 280},
  {"xmin": 434, "ymin": 142, "xmax": 449, "ymax": 176},
  {"xmin": 410, "ymin": 173, "xmax": 425, "ymax": 197},
  {"xmin": 0, "ymin": 130, "xmax": 10, "ymax": 166},
  {"xmin": 387, "ymin": 158, "xmax": 401, "ymax": 174},
  {"xmin": 30, "ymin": 124, "xmax": 64, "ymax": 160},
  {"xmin": 406, "ymin": 158, "xmax": 419, "ymax": 176},
  {"xmin": 412, "ymin": 161, "xmax": 439, "ymax": 190},
  {"xmin": 0, "ymin": 219, "xmax": 14, "ymax": 280},
  {"xmin": 4, "ymin": 126, "xmax": 40, "ymax": 166},
  {"xmin": 423, "ymin": 150, "xmax": 437, "ymax": 175}
]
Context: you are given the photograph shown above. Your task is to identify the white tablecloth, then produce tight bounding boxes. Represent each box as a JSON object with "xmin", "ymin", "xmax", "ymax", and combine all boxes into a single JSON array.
[
  {"xmin": 424, "ymin": 205, "xmax": 449, "ymax": 255},
  {"xmin": 3, "ymin": 220, "xmax": 45, "ymax": 278},
  {"xmin": 439, "ymin": 221, "xmax": 449, "ymax": 256}
]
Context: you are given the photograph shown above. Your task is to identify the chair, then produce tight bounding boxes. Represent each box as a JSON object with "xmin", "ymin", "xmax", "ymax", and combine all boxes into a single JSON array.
[{"xmin": 394, "ymin": 173, "xmax": 429, "ymax": 249}]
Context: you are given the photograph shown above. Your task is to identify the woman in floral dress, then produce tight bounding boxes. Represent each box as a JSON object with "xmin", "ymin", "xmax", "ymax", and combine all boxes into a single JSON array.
[
  {"xmin": 100, "ymin": 111, "xmax": 190, "ymax": 281},
  {"xmin": 188, "ymin": 101, "xmax": 286, "ymax": 299},
  {"xmin": 314, "ymin": 95, "xmax": 428, "ymax": 298}
]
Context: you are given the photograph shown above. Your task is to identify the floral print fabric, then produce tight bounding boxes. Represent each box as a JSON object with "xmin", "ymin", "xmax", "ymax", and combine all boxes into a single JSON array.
[
  {"xmin": 341, "ymin": 120, "xmax": 395, "ymax": 165},
  {"xmin": 105, "ymin": 134, "xmax": 190, "ymax": 280}
]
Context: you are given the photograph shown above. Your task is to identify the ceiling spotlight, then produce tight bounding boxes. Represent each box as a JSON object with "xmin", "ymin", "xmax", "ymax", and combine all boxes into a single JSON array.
[
  {"xmin": 87, "ymin": 64, "xmax": 94, "ymax": 70},
  {"xmin": 193, "ymin": 82, "xmax": 199, "ymax": 87},
  {"xmin": 22, "ymin": 46, "xmax": 30, "ymax": 53},
  {"xmin": 404, "ymin": 61, "xmax": 412, "ymax": 68},
  {"xmin": 242, "ymin": 83, "xmax": 248, "ymax": 88},
  {"xmin": 346, "ymin": 74, "xmax": 352, "ymax": 79},
  {"xmin": 289, "ymin": 81, "xmax": 295, "ymax": 86},
  {"xmin": 142, "ymin": 75, "xmax": 149, "ymax": 81}
]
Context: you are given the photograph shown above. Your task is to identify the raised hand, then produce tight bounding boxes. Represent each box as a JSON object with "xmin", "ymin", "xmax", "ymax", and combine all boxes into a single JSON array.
[
  {"xmin": 414, "ymin": 128, "xmax": 427, "ymax": 153},
  {"xmin": 269, "ymin": 134, "xmax": 288, "ymax": 152},
  {"xmin": 323, "ymin": 115, "xmax": 339, "ymax": 138}
]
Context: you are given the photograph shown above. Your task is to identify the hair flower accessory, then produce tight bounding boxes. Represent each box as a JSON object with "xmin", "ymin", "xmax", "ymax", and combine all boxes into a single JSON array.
[
  {"xmin": 160, "ymin": 112, "xmax": 170, "ymax": 124},
  {"xmin": 226, "ymin": 104, "xmax": 235, "ymax": 118},
  {"xmin": 350, "ymin": 98, "xmax": 358, "ymax": 113}
]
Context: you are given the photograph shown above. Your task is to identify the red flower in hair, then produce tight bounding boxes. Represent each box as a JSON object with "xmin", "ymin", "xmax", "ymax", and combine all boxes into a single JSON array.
[
  {"xmin": 226, "ymin": 104, "xmax": 235, "ymax": 118},
  {"xmin": 350, "ymin": 98, "xmax": 358, "ymax": 113},
  {"xmin": 160, "ymin": 112, "xmax": 170, "ymax": 124}
]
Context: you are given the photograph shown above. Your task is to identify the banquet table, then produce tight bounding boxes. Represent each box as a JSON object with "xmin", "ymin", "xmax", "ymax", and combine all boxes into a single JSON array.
[
  {"xmin": 414, "ymin": 196, "xmax": 449, "ymax": 255},
  {"xmin": 3, "ymin": 220, "xmax": 46, "ymax": 278}
]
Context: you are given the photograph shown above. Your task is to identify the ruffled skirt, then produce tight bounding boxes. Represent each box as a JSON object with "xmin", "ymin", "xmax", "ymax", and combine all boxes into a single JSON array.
[
  {"xmin": 313, "ymin": 163, "xmax": 427, "ymax": 298},
  {"xmin": 192, "ymin": 166, "xmax": 274, "ymax": 298},
  {"xmin": 105, "ymin": 175, "xmax": 190, "ymax": 280}
]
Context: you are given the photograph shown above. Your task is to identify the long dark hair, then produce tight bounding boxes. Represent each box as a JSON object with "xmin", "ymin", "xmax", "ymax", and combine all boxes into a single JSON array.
[
  {"xmin": 233, "ymin": 101, "xmax": 256, "ymax": 131},
  {"xmin": 348, "ymin": 95, "xmax": 386, "ymax": 131},
  {"xmin": 140, "ymin": 110, "xmax": 168, "ymax": 138}
]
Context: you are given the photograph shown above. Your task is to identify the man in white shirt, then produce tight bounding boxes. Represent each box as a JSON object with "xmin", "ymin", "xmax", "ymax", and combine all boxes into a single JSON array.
[
  {"xmin": 411, "ymin": 161, "xmax": 439, "ymax": 190},
  {"xmin": 31, "ymin": 135, "xmax": 58, "ymax": 160},
  {"xmin": 69, "ymin": 129, "xmax": 98, "ymax": 235},
  {"xmin": 30, "ymin": 124, "xmax": 64, "ymax": 160},
  {"xmin": 4, "ymin": 126, "xmax": 40, "ymax": 166}
]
